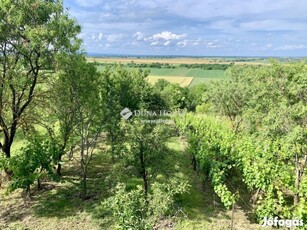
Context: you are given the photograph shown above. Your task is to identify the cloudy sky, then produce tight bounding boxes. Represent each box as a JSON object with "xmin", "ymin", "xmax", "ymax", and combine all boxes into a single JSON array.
[{"xmin": 64, "ymin": 0, "xmax": 307, "ymax": 56}]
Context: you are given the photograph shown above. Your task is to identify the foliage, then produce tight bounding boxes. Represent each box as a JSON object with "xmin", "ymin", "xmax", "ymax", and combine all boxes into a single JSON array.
[
  {"xmin": 0, "ymin": 0, "xmax": 81, "ymax": 159},
  {"xmin": 175, "ymin": 62, "xmax": 307, "ymax": 224},
  {"xmin": 66, "ymin": 55, "xmax": 103, "ymax": 199},
  {"xmin": 121, "ymin": 119, "xmax": 171, "ymax": 197},
  {"xmin": 7, "ymin": 136, "xmax": 58, "ymax": 195},
  {"xmin": 103, "ymin": 177, "xmax": 188, "ymax": 230},
  {"xmin": 159, "ymin": 83, "xmax": 188, "ymax": 110},
  {"xmin": 186, "ymin": 83, "xmax": 208, "ymax": 111}
]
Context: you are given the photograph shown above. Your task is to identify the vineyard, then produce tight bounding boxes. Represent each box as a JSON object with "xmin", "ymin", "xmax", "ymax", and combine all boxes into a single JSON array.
[
  {"xmin": 0, "ymin": 1, "xmax": 306, "ymax": 229},
  {"xmin": 174, "ymin": 62, "xmax": 307, "ymax": 228}
]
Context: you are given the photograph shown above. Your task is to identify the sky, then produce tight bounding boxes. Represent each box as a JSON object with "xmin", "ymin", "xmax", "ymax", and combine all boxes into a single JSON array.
[{"xmin": 64, "ymin": 0, "xmax": 307, "ymax": 57}]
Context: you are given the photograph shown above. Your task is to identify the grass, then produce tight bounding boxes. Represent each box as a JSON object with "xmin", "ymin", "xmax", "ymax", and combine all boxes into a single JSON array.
[
  {"xmin": 0, "ymin": 136, "xmax": 270, "ymax": 229},
  {"xmin": 148, "ymin": 68, "xmax": 224, "ymax": 78}
]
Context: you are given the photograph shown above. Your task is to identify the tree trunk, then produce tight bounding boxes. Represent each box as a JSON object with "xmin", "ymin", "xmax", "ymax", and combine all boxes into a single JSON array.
[
  {"xmin": 56, "ymin": 138, "xmax": 69, "ymax": 176},
  {"xmin": 192, "ymin": 154, "xmax": 197, "ymax": 171},
  {"xmin": 1, "ymin": 120, "xmax": 17, "ymax": 176},
  {"xmin": 2, "ymin": 136, "xmax": 12, "ymax": 158},
  {"xmin": 56, "ymin": 162, "xmax": 62, "ymax": 177},
  {"xmin": 56, "ymin": 149, "xmax": 63, "ymax": 177},
  {"xmin": 37, "ymin": 178, "xmax": 42, "ymax": 190},
  {"xmin": 2, "ymin": 137, "xmax": 13, "ymax": 177},
  {"xmin": 81, "ymin": 172, "xmax": 87, "ymax": 199}
]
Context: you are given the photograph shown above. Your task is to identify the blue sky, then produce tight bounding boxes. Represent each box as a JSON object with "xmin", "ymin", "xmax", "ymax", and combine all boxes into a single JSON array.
[{"xmin": 64, "ymin": 0, "xmax": 307, "ymax": 56}]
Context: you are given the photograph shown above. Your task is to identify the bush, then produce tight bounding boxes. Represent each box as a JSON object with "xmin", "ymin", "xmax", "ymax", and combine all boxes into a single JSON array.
[
  {"xmin": 8, "ymin": 136, "xmax": 59, "ymax": 196},
  {"xmin": 102, "ymin": 178, "xmax": 189, "ymax": 229}
]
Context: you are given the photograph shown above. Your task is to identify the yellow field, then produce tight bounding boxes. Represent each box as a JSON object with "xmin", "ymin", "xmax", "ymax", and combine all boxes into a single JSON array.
[
  {"xmin": 147, "ymin": 76, "xmax": 194, "ymax": 87},
  {"xmin": 87, "ymin": 57, "xmax": 267, "ymax": 65}
]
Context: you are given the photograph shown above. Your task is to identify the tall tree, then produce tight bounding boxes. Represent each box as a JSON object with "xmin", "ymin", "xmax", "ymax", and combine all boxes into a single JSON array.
[
  {"xmin": 124, "ymin": 121, "xmax": 169, "ymax": 198},
  {"xmin": 0, "ymin": 0, "xmax": 81, "ymax": 162},
  {"xmin": 65, "ymin": 55, "xmax": 103, "ymax": 199},
  {"xmin": 46, "ymin": 53, "xmax": 80, "ymax": 176}
]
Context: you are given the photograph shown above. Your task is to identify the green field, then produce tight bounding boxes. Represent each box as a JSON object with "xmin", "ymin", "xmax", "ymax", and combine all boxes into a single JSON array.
[
  {"xmin": 96, "ymin": 65, "xmax": 225, "ymax": 87},
  {"xmin": 147, "ymin": 68, "xmax": 225, "ymax": 86}
]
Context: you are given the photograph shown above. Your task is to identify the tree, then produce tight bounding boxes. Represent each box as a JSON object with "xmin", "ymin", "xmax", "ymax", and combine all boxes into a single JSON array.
[
  {"xmin": 46, "ymin": 53, "xmax": 80, "ymax": 176},
  {"xmin": 103, "ymin": 179, "xmax": 188, "ymax": 230},
  {"xmin": 186, "ymin": 83, "xmax": 208, "ymax": 111},
  {"xmin": 65, "ymin": 55, "xmax": 103, "ymax": 199},
  {"xmin": 0, "ymin": 0, "xmax": 81, "ymax": 164},
  {"xmin": 123, "ymin": 121, "xmax": 170, "ymax": 198},
  {"xmin": 100, "ymin": 65, "xmax": 153, "ymax": 161},
  {"xmin": 8, "ymin": 135, "xmax": 58, "ymax": 197},
  {"xmin": 160, "ymin": 83, "xmax": 188, "ymax": 110}
]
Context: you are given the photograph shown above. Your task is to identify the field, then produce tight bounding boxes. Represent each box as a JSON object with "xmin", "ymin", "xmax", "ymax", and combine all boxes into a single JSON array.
[
  {"xmin": 147, "ymin": 68, "xmax": 225, "ymax": 86},
  {"xmin": 87, "ymin": 57, "xmax": 269, "ymax": 65},
  {"xmin": 95, "ymin": 62, "xmax": 226, "ymax": 87}
]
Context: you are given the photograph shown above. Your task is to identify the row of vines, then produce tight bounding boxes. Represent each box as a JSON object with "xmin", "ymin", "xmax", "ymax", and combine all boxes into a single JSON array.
[
  {"xmin": 175, "ymin": 113, "xmax": 307, "ymax": 224},
  {"xmin": 174, "ymin": 62, "xmax": 307, "ymax": 227}
]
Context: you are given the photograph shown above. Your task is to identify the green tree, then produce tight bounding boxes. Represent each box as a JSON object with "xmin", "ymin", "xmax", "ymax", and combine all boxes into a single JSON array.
[
  {"xmin": 99, "ymin": 66, "xmax": 150, "ymax": 161},
  {"xmin": 8, "ymin": 135, "xmax": 58, "ymax": 197},
  {"xmin": 0, "ymin": 0, "xmax": 81, "ymax": 164},
  {"xmin": 123, "ymin": 121, "xmax": 170, "ymax": 198},
  {"xmin": 103, "ymin": 179, "xmax": 188, "ymax": 230},
  {"xmin": 66, "ymin": 55, "xmax": 102, "ymax": 199},
  {"xmin": 186, "ymin": 83, "xmax": 208, "ymax": 111},
  {"xmin": 46, "ymin": 53, "xmax": 81, "ymax": 176}
]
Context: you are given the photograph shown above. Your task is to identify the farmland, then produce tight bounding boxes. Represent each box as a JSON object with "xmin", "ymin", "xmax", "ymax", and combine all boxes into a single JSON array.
[
  {"xmin": 147, "ymin": 76, "xmax": 194, "ymax": 87},
  {"xmin": 87, "ymin": 57, "xmax": 269, "ymax": 65},
  {"xmin": 94, "ymin": 60, "xmax": 227, "ymax": 87},
  {"xmin": 1, "ymin": 1, "xmax": 307, "ymax": 230}
]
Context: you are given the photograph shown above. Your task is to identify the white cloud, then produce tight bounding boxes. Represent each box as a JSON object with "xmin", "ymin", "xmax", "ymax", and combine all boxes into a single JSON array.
[
  {"xmin": 240, "ymin": 20, "xmax": 307, "ymax": 31},
  {"xmin": 266, "ymin": 44, "xmax": 273, "ymax": 48},
  {"xmin": 150, "ymin": 41, "xmax": 159, "ymax": 46},
  {"xmin": 164, "ymin": 40, "xmax": 171, "ymax": 46},
  {"xmin": 151, "ymin": 31, "xmax": 186, "ymax": 41},
  {"xmin": 133, "ymin": 32, "xmax": 145, "ymax": 41},
  {"xmin": 177, "ymin": 40, "xmax": 188, "ymax": 47},
  {"xmin": 98, "ymin": 33, "xmax": 103, "ymax": 40},
  {"xmin": 75, "ymin": 0, "xmax": 102, "ymax": 7},
  {"xmin": 206, "ymin": 42, "xmax": 221, "ymax": 48},
  {"xmin": 107, "ymin": 34, "xmax": 124, "ymax": 42},
  {"xmin": 275, "ymin": 44, "xmax": 306, "ymax": 50}
]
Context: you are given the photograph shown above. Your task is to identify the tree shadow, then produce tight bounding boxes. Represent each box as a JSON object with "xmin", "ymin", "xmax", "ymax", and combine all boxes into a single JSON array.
[
  {"xmin": 33, "ymin": 182, "xmax": 84, "ymax": 218},
  {"xmin": 0, "ymin": 192, "xmax": 32, "ymax": 225},
  {"xmin": 32, "ymin": 151, "xmax": 113, "ymax": 220}
]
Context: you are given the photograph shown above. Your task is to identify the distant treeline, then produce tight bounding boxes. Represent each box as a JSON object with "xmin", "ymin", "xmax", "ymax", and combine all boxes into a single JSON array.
[
  {"xmin": 179, "ymin": 63, "xmax": 234, "ymax": 70},
  {"xmin": 126, "ymin": 62, "xmax": 176, "ymax": 68},
  {"xmin": 127, "ymin": 62, "xmax": 234, "ymax": 70},
  {"xmin": 94, "ymin": 61, "xmax": 234, "ymax": 70}
]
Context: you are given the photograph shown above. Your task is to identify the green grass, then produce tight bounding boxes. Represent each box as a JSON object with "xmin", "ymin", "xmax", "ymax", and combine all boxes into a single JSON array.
[
  {"xmin": 1, "ymin": 136, "xmax": 265, "ymax": 229},
  {"xmin": 148, "ymin": 68, "xmax": 224, "ymax": 78}
]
